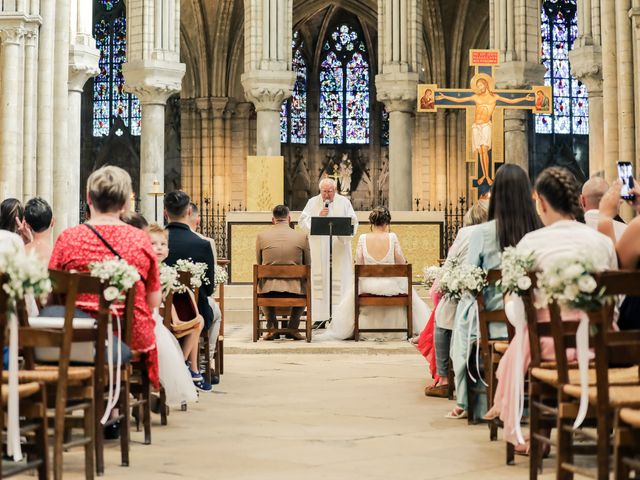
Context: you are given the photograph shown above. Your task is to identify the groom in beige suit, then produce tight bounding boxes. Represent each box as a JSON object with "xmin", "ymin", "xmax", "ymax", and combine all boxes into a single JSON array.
[{"xmin": 256, "ymin": 205, "xmax": 311, "ymax": 340}]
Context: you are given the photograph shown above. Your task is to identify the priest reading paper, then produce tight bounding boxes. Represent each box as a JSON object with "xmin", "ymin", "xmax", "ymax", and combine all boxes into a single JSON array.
[{"xmin": 299, "ymin": 178, "xmax": 358, "ymax": 322}]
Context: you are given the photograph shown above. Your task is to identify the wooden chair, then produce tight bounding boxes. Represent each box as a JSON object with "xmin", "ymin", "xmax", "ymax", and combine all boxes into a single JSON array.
[
  {"xmin": 354, "ymin": 264, "xmax": 412, "ymax": 342},
  {"xmin": 213, "ymin": 259, "xmax": 228, "ymax": 376},
  {"xmin": 13, "ymin": 270, "xmax": 97, "ymax": 480},
  {"xmin": 521, "ymin": 274, "xmax": 561, "ymax": 479},
  {"xmin": 0, "ymin": 276, "xmax": 48, "ymax": 480},
  {"xmin": 123, "ymin": 283, "xmax": 154, "ymax": 449},
  {"xmin": 553, "ymin": 271, "xmax": 640, "ymax": 480},
  {"xmin": 473, "ymin": 270, "xmax": 515, "ymax": 459},
  {"xmin": 253, "ymin": 265, "xmax": 312, "ymax": 342},
  {"xmin": 157, "ymin": 288, "xmax": 175, "ymax": 425},
  {"xmin": 614, "ymin": 407, "xmax": 640, "ymax": 479}
]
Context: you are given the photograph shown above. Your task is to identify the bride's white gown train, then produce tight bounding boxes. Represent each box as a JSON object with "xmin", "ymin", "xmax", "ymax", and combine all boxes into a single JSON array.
[{"xmin": 317, "ymin": 233, "xmax": 431, "ymax": 341}]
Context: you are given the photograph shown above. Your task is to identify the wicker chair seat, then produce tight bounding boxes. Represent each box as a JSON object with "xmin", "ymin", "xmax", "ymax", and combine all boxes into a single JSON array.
[{"xmin": 532, "ymin": 366, "xmax": 638, "ymax": 387}]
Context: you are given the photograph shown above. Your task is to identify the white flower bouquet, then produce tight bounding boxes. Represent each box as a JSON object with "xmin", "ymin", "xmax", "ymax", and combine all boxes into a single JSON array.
[
  {"xmin": 436, "ymin": 257, "xmax": 459, "ymax": 297},
  {"xmin": 89, "ymin": 258, "xmax": 140, "ymax": 302},
  {"xmin": 440, "ymin": 261, "xmax": 487, "ymax": 301},
  {"xmin": 159, "ymin": 263, "xmax": 179, "ymax": 294},
  {"xmin": 175, "ymin": 258, "xmax": 210, "ymax": 290},
  {"xmin": 0, "ymin": 248, "xmax": 52, "ymax": 308},
  {"xmin": 535, "ymin": 256, "xmax": 606, "ymax": 311},
  {"xmin": 214, "ymin": 264, "xmax": 228, "ymax": 285},
  {"xmin": 498, "ymin": 247, "xmax": 536, "ymax": 295},
  {"xmin": 422, "ymin": 265, "xmax": 441, "ymax": 290}
]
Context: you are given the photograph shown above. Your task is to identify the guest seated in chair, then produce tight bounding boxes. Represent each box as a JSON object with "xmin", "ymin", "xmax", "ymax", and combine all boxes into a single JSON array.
[
  {"xmin": 186, "ymin": 202, "xmax": 222, "ymax": 375},
  {"xmin": 164, "ymin": 190, "xmax": 216, "ymax": 392},
  {"xmin": 49, "ymin": 165, "xmax": 161, "ymax": 389},
  {"xmin": 256, "ymin": 204, "xmax": 311, "ymax": 341},
  {"xmin": 24, "ymin": 197, "xmax": 54, "ymax": 265},
  {"xmin": 316, "ymin": 206, "xmax": 431, "ymax": 341}
]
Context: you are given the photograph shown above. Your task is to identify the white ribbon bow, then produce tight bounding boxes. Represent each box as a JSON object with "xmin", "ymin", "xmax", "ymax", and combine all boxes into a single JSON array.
[
  {"xmin": 466, "ymin": 297, "xmax": 488, "ymax": 387},
  {"xmin": 100, "ymin": 305, "xmax": 122, "ymax": 425},
  {"xmin": 7, "ymin": 309, "xmax": 22, "ymax": 461},
  {"xmin": 573, "ymin": 311, "xmax": 590, "ymax": 429}
]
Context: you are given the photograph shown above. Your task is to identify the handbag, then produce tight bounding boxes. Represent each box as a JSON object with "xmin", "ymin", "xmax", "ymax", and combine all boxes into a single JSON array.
[{"xmin": 170, "ymin": 288, "xmax": 204, "ymax": 339}]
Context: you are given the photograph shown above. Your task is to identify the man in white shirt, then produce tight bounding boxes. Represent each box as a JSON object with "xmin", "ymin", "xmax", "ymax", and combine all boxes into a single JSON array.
[
  {"xmin": 298, "ymin": 178, "xmax": 358, "ymax": 322},
  {"xmin": 580, "ymin": 176, "xmax": 627, "ymax": 241},
  {"xmin": 187, "ymin": 202, "xmax": 222, "ymax": 383}
]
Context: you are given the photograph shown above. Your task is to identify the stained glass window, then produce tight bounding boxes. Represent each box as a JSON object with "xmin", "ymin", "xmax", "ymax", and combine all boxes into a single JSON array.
[
  {"xmin": 280, "ymin": 31, "xmax": 307, "ymax": 144},
  {"xmin": 319, "ymin": 24, "xmax": 370, "ymax": 144},
  {"xmin": 535, "ymin": 0, "xmax": 588, "ymax": 135},
  {"xmin": 381, "ymin": 107, "xmax": 390, "ymax": 146},
  {"xmin": 93, "ymin": 0, "xmax": 141, "ymax": 137}
]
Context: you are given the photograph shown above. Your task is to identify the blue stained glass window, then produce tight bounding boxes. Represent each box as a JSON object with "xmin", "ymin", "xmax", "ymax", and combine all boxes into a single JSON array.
[
  {"xmin": 93, "ymin": 0, "xmax": 141, "ymax": 137},
  {"xmin": 280, "ymin": 31, "xmax": 307, "ymax": 144},
  {"xmin": 319, "ymin": 24, "xmax": 370, "ymax": 144},
  {"xmin": 535, "ymin": 0, "xmax": 588, "ymax": 135}
]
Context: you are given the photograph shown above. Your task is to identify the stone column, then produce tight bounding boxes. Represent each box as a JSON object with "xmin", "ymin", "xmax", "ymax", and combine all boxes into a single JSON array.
[
  {"xmin": 600, "ymin": 0, "xmax": 619, "ymax": 181},
  {"xmin": 52, "ymin": 0, "xmax": 71, "ymax": 231},
  {"xmin": 615, "ymin": 0, "xmax": 635, "ymax": 162},
  {"xmin": 37, "ymin": 0, "xmax": 55, "ymax": 201},
  {"xmin": 234, "ymin": 102, "xmax": 253, "ymax": 204},
  {"xmin": 491, "ymin": 0, "xmax": 544, "ymax": 177},
  {"xmin": 242, "ymin": 0, "xmax": 295, "ymax": 157},
  {"xmin": 223, "ymin": 103, "xmax": 234, "ymax": 204},
  {"xmin": 22, "ymin": 28, "xmax": 39, "ymax": 200},
  {"xmin": 195, "ymin": 98, "xmax": 211, "ymax": 202},
  {"xmin": 570, "ymin": 45, "xmax": 605, "ymax": 175},
  {"xmin": 0, "ymin": 27, "xmax": 25, "ymax": 199},
  {"xmin": 434, "ymin": 111, "xmax": 447, "ymax": 204},
  {"xmin": 179, "ymin": 98, "xmax": 196, "ymax": 196},
  {"xmin": 67, "ymin": 12, "xmax": 100, "ymax": 225},
  {"xmin": 376, "ymin": 79, "xmax": 418, "ymax": 211},
  {"xmin": 210, "ymin": 97, "xmax": 228, "ymax": 199},
  {"xmin": 124, "ymin": 83, "xmax": 183, "ymax": 220},
  {"xmin": 447, "ymin": 111, "xmax": 458, "ymax": 200},
  {"xmin": 123, "ymin": 0, "xmax": 185, "ymax": 219},
  {"xmin": 241, "ymin": 78, "xmax": 293, "ymax": 156},
  {"xmin": 630, "ymin": 4, "xmax": 640, "ymax": 173}
]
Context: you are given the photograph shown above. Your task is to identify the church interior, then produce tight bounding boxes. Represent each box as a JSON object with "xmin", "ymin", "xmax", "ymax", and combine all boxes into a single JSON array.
[{"xmin": 1, "ymin": 0, "xmax": 640, "ymax": 478}]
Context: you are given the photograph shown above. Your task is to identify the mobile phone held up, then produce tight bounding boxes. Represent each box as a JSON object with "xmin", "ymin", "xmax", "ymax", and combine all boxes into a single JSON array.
[{"xmin": 617, "ymin": 161, "xmax": 636, "ymax": 201}]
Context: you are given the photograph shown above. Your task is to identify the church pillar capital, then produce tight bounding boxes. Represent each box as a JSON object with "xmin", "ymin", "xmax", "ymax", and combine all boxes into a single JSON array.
[
  {"xmin": 0, "ymin": 24, "xmax": 26, "ymax": 45},
  {"xmin": 235, "ymin": 102, "xmax": 254, "ymax": 120},
  {"xmin": 493, "ymin": 61, "xmax": 546, "ymax": 89},
  {"xmin": 375, "ymin": 72, "xmax": 419, "ymax": 113},
  {"xmin": 569, "ymin": 45, "xmax": 603, "ymax": 94},
  {"xmin": 122, "ymin": 59, "xmax": 185, "ymax": 105},
  {"xmin": 210, "ymin": 97, "xmax": 229, "ymax": 118},
  {"xmin": 241, "ymin": 71, "xmax": 296, "ymax": 111},
  {"xmin": 68, "ymin": 42, "xmax": 100, "ymax": 92},
  {"xmin": 180, "ymin": 97, "xmax": 196, "ymax": 114}
]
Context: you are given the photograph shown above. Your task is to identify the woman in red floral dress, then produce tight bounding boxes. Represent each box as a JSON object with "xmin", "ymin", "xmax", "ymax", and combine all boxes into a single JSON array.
[{"xmin": 49, "ymin": 166, "xmax": 161, "ymax": 388}]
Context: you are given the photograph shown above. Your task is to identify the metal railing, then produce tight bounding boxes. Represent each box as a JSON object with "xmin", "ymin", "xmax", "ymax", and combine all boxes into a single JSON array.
[
  {"xmin": 415, "ymin": 196, "xmax": 467, "ymax": 259},
  {"xmin": 197, "ymin": 199, "xmax": 246, "ymax": 259}
]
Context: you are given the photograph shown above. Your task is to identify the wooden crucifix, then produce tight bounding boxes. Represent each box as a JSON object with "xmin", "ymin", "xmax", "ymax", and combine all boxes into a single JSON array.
[{"xmin": 417, "ymin": 49, "xmax": 552, "ymax": 197}]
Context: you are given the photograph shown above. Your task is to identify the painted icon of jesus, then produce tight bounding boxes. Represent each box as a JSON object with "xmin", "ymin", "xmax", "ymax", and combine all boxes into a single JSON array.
[{"xmin": 436, "ymin": 75, "xmax": 534, "ymax": 186}]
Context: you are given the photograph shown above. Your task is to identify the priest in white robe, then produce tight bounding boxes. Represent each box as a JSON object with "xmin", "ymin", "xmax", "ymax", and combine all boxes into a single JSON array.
[{"xmin": 299, "ymin": 178, "xmax": 358, "ymax": 322}]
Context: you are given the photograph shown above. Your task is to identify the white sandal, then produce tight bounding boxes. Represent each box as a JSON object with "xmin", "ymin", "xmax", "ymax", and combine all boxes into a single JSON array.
[{"xmin": 445, "ymin": 407, "xmax": 468, "ymax": 419}]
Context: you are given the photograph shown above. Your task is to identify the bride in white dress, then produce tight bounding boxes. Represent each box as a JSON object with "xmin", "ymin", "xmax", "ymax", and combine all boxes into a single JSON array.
[{"xmin": 317, "ymin": 207, "xmax": 431, "ymax": 341}]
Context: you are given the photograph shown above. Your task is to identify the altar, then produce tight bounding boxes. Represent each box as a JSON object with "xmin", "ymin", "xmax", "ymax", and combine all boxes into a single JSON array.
[{"xmin": 226, "ymin": 210, "xmax": 445, "ymax": 284}]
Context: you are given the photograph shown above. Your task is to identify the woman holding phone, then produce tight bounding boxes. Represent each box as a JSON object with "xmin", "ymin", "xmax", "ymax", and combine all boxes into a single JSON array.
[{"xmin": 598, "ymin": 172, "xmax": 640, "ymax": 330}]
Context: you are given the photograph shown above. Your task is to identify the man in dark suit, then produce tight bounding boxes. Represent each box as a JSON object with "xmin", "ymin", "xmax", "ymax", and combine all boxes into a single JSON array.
[
  {"xmin": 164, "ymin": 191, "xmax": 216, "ymax": 390},
  {"xmin": 256, "ymin": 205, "xmax": 311, "ymax": 340}
]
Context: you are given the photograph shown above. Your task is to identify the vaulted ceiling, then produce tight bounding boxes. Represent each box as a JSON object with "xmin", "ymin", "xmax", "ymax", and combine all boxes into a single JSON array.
[{"xmin": 180, "ymin": 0, "xmax": 489, "ymax": 99}]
